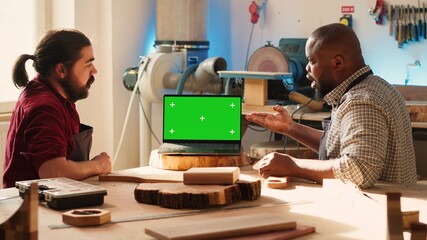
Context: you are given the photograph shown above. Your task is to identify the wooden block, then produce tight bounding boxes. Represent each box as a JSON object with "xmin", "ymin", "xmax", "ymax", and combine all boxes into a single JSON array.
[
  {"xmin": 62, "ymin": 209, "xmax": 111, "ymax": 227},
  {"xmin": 145, "ymin": 213, "xmax": 296, "ymax": 240},
  {"xmin": 183, "ymin": 167, "xmax": 240, "ymax": 185},
  {"xmin": 402, "ymin": 211, "xmax": 419, "ymax": 230},
  {"xmin": 410, "ymin": 222, "xmax": 427, "ymax": 240},
  {"xmin": 244, "ymin": 78, "xmax": 268, "ymax": 106}
]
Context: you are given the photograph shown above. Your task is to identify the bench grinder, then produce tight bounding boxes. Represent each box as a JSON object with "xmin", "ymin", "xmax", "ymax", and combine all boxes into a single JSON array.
[{"xmin": 247, "ymin": 38, "xmax": 314, "ymax": 102}]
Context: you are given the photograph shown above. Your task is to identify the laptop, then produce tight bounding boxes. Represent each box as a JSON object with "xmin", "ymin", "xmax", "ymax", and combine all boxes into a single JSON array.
[{"xmin": 158, "ymin": 95, "xmax": 242, "ymax": 155}]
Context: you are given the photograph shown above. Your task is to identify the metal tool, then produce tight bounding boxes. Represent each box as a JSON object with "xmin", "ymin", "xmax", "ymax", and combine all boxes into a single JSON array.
[
  {"xmin": 413, "ymin": 6, "xmax": 419, "ymax": 41},
  {"xmin": 398, "ymin": 5, "xmax": 405, "ymax": 47},
  {"xmin": 407, "ymin": 5, "xmax": 412, "ymax": 41},
  {"xmin": 424, "ymin": 2, "xmax": 427, "ymax": 39},
  {"xmin": 48, "ymin": 201, "xmax": 311, "ymax": 229},
  {"xmin": 389, "ymin": 5, "xmax": 394, "ymax": 36},
  {"xmin": 418, "ymin": 0, "xmax": 423, "ymax": 38},
  {"xmin": 394, "ymin": 5, "xmax": 400, "ymax": 42}
]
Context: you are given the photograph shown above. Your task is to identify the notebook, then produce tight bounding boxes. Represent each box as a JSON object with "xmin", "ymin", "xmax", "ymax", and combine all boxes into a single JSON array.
[{"xmin": 158, "ymin": 95, "xmax": 242, "ymax": 155}]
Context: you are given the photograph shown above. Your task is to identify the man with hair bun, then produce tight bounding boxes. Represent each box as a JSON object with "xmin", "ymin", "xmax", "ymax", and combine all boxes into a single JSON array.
[{"xmin": 3, "ymin": 29, "xmax": 111, "ymax": 188}]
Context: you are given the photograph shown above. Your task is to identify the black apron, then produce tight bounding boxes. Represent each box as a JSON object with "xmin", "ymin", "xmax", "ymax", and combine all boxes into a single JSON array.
[
  {"xmin": 70, "ymin": 123, "xmax": 93, "ymax": 161},
  {"xmin": 318, "ymin": 69, "xmax": 373, "ymax": 160}
]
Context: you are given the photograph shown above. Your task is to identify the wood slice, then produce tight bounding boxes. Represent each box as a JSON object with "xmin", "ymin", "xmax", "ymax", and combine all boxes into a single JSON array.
[
  {"xmin": 150, "ymin": 150, "xmax": 252, "ymax": 170},
  {"xmin": 134, "ymin": 183, "xmax": 241, "ymax": 209},
  {"xmin": 236, "ymin": 180, "xmax": 261, "ymax": 201}
]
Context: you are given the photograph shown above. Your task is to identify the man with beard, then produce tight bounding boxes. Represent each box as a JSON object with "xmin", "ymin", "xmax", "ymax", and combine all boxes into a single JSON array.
[
  {"xmin": 246, "ymin": 23, "xmax": 417, "ymax": 189},
  {"xmin": 3, "ymin": 29, "xmax": 111, "ymax": 188}
]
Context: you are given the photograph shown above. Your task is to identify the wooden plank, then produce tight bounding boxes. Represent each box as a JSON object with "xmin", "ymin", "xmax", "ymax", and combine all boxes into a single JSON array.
[
  {"xmin": 223, "ymin": 224, "xmax": 315, "ymax": 240},
  {"xmin": 99, "ymin": 166, "xmax": 183, "ymax": 183},
  {"xmin": 184, "ymin": 167, "xmax": 240, "ymax": 185},
  {"xmin": 145, "ymin": 213, "xmax": 296, "ymax": 240},
  {"xmin": 394, "ymin": 85, "xmax": 427, "ymax": 101}
]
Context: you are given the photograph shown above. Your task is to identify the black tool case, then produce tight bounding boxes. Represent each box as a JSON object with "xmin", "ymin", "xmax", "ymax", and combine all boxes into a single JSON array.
[{"xmin": 15, "ymin": 177, "xmax": 107, "ymax": 210}]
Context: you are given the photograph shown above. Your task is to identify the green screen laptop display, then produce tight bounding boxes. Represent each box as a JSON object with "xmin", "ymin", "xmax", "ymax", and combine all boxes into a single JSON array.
[
  {"xmin": 163, "ymin": 95, "xmax": 241, "ymax": 141},
  {"xmin": 159, "ymin": 95, "xmax": 242, "ymax": 155}
]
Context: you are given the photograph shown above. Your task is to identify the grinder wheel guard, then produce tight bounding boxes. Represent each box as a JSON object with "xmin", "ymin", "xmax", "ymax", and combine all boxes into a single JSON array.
[
  {"xmin": 248, "ymin": 46, "xmax": 291, "ymax": 101},
  {"xmin": 248, "ymin": 45, "xmax": 314, "ymax": 100}
]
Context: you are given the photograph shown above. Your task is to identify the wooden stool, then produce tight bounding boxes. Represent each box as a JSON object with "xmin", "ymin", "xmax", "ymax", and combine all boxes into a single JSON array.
[{"xmin": 250, "ymin": 140, "xmax": 318, "ymax": 160}]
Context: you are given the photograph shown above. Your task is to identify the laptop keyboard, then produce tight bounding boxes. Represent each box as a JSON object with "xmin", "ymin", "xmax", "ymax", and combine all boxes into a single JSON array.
[{"xmin": 161, "ymin": 142, "xmax": 240, "ymax": 152}]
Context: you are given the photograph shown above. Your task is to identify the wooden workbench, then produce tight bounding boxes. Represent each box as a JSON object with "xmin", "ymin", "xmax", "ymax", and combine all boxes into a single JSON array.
[{"xmin": 1, "ymin": 166, "xmax": 427, "ymax": 239}]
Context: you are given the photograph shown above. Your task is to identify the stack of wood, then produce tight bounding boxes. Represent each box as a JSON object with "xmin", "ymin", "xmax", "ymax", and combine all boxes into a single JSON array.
[{"xmin": 134, "ymin": 167, "xmax": 261, "ymax": 209}]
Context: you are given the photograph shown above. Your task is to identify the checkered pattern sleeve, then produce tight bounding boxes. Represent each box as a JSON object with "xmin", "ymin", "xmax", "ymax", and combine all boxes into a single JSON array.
[{"xmin": 331, "ymin": 99, "xmax": 388, "ymax": 188}]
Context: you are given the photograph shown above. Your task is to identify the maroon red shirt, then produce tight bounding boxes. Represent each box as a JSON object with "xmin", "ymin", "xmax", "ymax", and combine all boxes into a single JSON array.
[{"xmin": 3, "ymin": 75, "xmax": 80, "ymax": 188}]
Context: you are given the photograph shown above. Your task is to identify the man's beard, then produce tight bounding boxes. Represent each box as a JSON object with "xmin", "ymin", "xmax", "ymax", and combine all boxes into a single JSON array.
[
  {"xmin": 312, "ymin": 72, "xmax": 334, "ymax": 99},
  {"xmin": 59, "ymin": 74, "xmax": 94, "ymax": 102}
]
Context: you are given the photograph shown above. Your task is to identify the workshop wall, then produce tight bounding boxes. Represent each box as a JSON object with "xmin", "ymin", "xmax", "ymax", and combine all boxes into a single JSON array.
[{"xmin": 209, "ymin": 0, "xmax": 427, "ymax": 86}]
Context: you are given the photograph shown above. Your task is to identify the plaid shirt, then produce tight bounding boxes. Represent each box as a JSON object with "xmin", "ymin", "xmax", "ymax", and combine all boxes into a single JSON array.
[{"xmin": 324, "ymin": 65, "xmax": 417, "ymax": 188}]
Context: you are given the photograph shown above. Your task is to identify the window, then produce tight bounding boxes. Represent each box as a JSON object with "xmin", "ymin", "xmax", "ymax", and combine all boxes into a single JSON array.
[{"xmin": 0, "ymin": 0, "xmax": 40, "ymax": 111}]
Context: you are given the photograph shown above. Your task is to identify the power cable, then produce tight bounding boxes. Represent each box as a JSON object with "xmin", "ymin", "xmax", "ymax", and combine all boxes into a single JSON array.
[{"xmin": 112, "ymin": 57, "xmax": 150, "ymax": 168}]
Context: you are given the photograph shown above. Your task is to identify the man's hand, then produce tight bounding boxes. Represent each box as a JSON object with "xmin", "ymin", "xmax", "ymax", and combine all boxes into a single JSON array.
[
  {"xmin": 91, "ymin": 152, "xmax": 112, "ymax": 175},
  {"xmin": 257, "ymin": 152, "xmax": 297, "ymax": 179},
  {"xmin": 245, "ymin": 105, "xmax": 293, "ymax": 135}
]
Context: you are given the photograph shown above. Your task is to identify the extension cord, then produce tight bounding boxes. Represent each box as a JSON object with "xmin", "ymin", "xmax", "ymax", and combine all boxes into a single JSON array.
[{"xmin": 288, "ymin": 91, "xmax": 324, "ymax": 112}]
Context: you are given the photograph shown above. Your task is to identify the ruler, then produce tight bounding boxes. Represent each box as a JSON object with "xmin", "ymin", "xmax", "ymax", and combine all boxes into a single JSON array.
[{"xmin": 48, "ymin": 200, "xmax": 310, "ymax": 229}]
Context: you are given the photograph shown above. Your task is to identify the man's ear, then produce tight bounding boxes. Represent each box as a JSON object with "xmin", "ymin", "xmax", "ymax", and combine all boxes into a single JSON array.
[
  {"xmin": 332, "ymin": 55, "xmax": 344, "ymax": 70},
  {"xmin": 54, "ymin": 63, "xmax": 67, "ymax": 79}
]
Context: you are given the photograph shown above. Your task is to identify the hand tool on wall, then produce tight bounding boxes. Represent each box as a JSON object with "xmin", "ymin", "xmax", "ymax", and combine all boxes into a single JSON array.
[
  {"xmin": 424, "ymin": 2, "xmax": 427, "ymax": 39},
  {"xmin": 394, "ymin": 5, "xmax": 400, "ymax": 42},
  {"xmin": 413, "ymin": 6, "xmax": 419, "ymax": 41},
  {"xmin": 398, "ymin": 5, "xmax": 405, "ymax": 47},
  {"xmin": 418, "ymin": 0, "xmax": 423, "ymax": 38},
  {"xmin": 406, "ymin": 5, "xmax": 412, "ymax": 41},
  {"xmin": 389, "ymin": 5, "xmax": 394, "ymax": 35}
]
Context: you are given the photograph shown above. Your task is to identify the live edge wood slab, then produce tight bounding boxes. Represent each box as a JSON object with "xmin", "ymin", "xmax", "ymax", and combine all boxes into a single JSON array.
[
  {"xmin": 149, "ymin": 150, "xmax": 252, "ymax": 170},
  {"xmin": 134, "ymin": 179, "xmax": 261, "ymax": 209}
]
